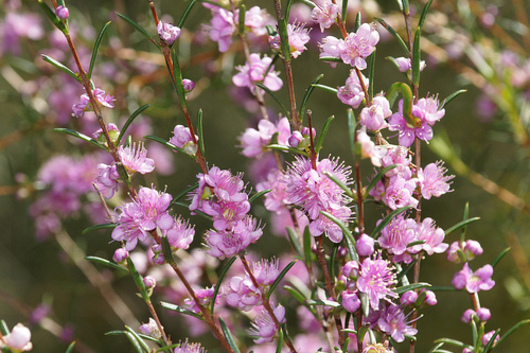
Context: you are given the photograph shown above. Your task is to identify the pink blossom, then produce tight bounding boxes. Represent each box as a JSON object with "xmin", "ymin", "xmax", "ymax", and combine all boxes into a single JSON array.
[
  {"xmin": 2, "ymin": 323, "xmax": 32, "ymax": 351},
  {"xmin": 337, "ymin": 70, "xmax": 368, "ymax": 108},
  {"xmin": 248, "ymin": 304, "xmax": 286, "ymax": 343},
  {"xmin": 356, "ymin": 233, "xmax": 375, "ymax": 257},
  {"xmin": 382, "ymin": 176, "xmax": 418, "ymax": 210},
  {"xmin": 118, "ymin": 143, "xmax": 155, "ymax": 175},
  {"xmin": 239, "ymin": 117, "xmax": 291, "ymax": 158},
  {"xmin": 452, "ymin": 263, "xmax": 495, "ymax": 293},
  {"xmin": 139, "ymin": 318, "xmax": 162, "ymax": 339},
  {"xmin": 379, "ymin": 214, "xmax": 418, "ymax": 261},
  {"xmin": 206, "ymin": 8, "xmax": 236, "ymax": 52},
  {"xmin": 72, "ymin": 88, "xmax": 115, "ymax": 118},
  {"xmin": 381, "ymin": 146, "xmax": 412, "ymax": 179},
  {"xmin": 394, "ymin": 57, "xmax": 426, "ymax": 72},
  {"xmin": 251, "ymin": 258, "xmax": 281, "ymax": 286},
  {"xmin": 377, "ymin": 305, "xmax": 418, "ymax": 342},
  {"xmin": 233, "ymin": 53, "xmax": 283, "ymax": 94},
  {"xmin": 256, "ymin": 168, "xmax": 288, "ymax": 212},
  {"xmin": 169, "ymin": 125, "xmax": 198, "ymax": 155},
  {"xmin": 412, "ymin": 217, "xmax": 448, "ymax": 255},
  {"xmin": 319, "ymin": 36, "xmax": 341, "ymax": 67},
  {"xmin": 165, "ymin": 217, "xmax": 195, "ymax": 250},
  {"xmin": 311, "ymin": 0, "xmax": 340, "ymax": 32},
  {"xmin": 56, "ymin": 6, "xmax": 69, "ymax": 20},
  {"xmin": 204, "ymin": 217, "xmax": 263, "ymax": 259},
  {"xmin": 226, "ymin": 276, "xmax": 262, "ymax": 311},
  {"xmin": 338, "ymin": 23, "xmax": 380, "ymax": 70},
  {"xmin": 356, "ymin": 256, "xmax": 398, "ymax": 310},
  {"xmin": 286, "ymin": 23, "xmax": 311, "ymax": 58},
  {"xmin": 341, "ymin": 289, "xmax": 361, "ymax": 313},
  {"xmin": 184, "ymin": 286, "xmax": 216, "ymax": 314},
  {"xmin": 418, "ymin": 161, "xmax": 454, "ymax": 200},
  {"xmin": 244, "ymin": 6, "xmax": 273, "ymax": 38},
  {"xmin": 94, "ymin": 163, "xmax": 120, "ymax": 198},
  {"xmin": 447, "ymin": 240, "xmax": 484, "ymax": 263},
  {"xmin": 157, "ymin": 21, "xmax": 181, "ymax": 46},
  {"xmin": 174, "ymin": 339, "xmax": 207, "ymax": 353},
  {"xmin": 357, "ymin": 126, "xmax": 387, "ymax": 167}
]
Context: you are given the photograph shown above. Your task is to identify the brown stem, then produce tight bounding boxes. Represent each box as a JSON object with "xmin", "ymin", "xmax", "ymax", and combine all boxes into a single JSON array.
[{"xmin": 239, "ymin": 255, "xmax": 298, "ymax": 353}]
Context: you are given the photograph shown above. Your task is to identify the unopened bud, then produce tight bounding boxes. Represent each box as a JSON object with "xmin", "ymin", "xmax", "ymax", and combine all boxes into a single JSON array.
[
  {"xmin": 182, "ymin": 78, "xmax": 195, "ymax": 92},
  {"xmin": 56, "ymin": 6, "xmax": 69, "ymax": 20},
  {"xmin": 113, "ymin": 248, "xmax": 129, "ymax": 263},
  {"xmin": 143, "ymin": 275, "xmax": 157, "ymax": 289}
]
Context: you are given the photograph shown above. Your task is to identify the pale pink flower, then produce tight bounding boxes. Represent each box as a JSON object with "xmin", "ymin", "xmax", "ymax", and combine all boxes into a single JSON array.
[
  {"xmin": 226, "ymin": 276, "xmax": 263, "ymax": 311},
  {"xmin": 311, "ymin": 0, "xmax": 340, "ymax": 32},
  {"xmin": 169, "ymin": 125, "xmax": 198, "ymax": 155},
  {"xmin": 417, "ymin": 161, "xmax": 454, "ymax": 200},
  {"xmin": 233, "ymin": 53, "xmax": 283, "ymax": 94},
  {"xmin": 377, "ymin": 305, "xmax": 418, "ymax": 342},
  {"xmin": 319, "ymin": 36, "xmax": 341, "ymax": 67},
  {"xmin": 2, "ymin": 323, "xmax": 32, "ymax": 351},
  {"xmin": 139, "ymin": 318, "xmax": 162, "ymax": 339},
  {"xmin": 251, "ymin": 258, "xmax": 281, "ymax": 286},
  {"xmin": 204, "ymin": 217, "xmax": 263, "ymax": 259},
  {"xmin": 412, "ymin": 217, "xmax": 448, "ymax": 255},
  {"xmin": 452, "ymin": 263, "xmax": 495, "ymax": 293},
  {"xmin": 357, "ymin": 126, "xmax": 387, "ymax": 167},
  {"xmin": 338, "ymin": 23, "xmax": 380, "ymax": 70},
  {"xmin": 94, "ymin": 163, "xmax": 120, "ymax": 198},
  {"xmin": 174, "ymin": 339, "xmax": 207, "ymax": 353},
  {"xmin": 337, "ymin": 70, "xmax": 368, "ymax": 108},
  {"xmin": 382, "ymin": 176, "xmax": 418, "ymax": 210},
  {"xmin": 394, "ymin": 57, "xmax": 426, "ymax": 72},
  {"xmin": 157, "ymin": 21, "xmax": 181, "ymax": 46},
  {"xmin": 118, "ymin": 143, "xmax": 155, "ymax": 175},
  {"xmin": 356, "ymin": 256, "xmax": 398, "ymax": 310},
  {"xmin": 248, "ymin": 304, "xmax": 286, "ymax": 343}
]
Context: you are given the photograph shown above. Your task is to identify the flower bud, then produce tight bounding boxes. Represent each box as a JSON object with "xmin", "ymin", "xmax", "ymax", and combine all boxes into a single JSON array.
[
  {"xmin": 157, "ymin": 21, "xmax": 181, "ymax": 46},
  {"xmin": 341, "ymin": 290, "xmax": 361, "ymax": 313},
  {"xmin": 400, "ymin": 290, "xmax": 418, "ymax": 306},
  {"xmin": 143, "ymin": 275, "xmax": 157, "ymax": 289},
  {"xmin": 288, "ymin": 131, "xmax": 303, "ymax": 148},
  {"xmin": 356, "ymin": 233, "xmax": 375, "ymax": 257},
  {"xmin": 182, "ymin": 79, "xmax": 195, "ymax": 92},
  {"xmin": 56, "ymin": 6, "xmax": 69, "ymax": 20},
  {"xmin": 461, "ymin": 309, "xmax": 475, "ymax": 323},
  {"xmin": 3, "ymin": 323, "xmax": 32, "ymax": 351},
  {"xmin": 113, "ymin": 248, "xmax": 129, "ymax": 263},
  {"xmin": 464, "ymin": 240, "xmax": 483, "ymax": 260},
  {"xmin": 477, "ymin": 307, "xmax": 491, "ymax": 321},
  {"xmin": 482, "ymin": 330, "xmax": 499, "ymax": 347},
  {"xmin": 423, "ymin": 290, "xmax": 437, "ymax": 306},
  {"xmin": 139, "ymin": 318, "xmax": 162, "ymax": 339}
]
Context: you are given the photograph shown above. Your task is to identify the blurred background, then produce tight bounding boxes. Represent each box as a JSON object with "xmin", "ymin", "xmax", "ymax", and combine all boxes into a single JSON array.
[{"xmin": 0, "ymin": 0, "xmax": 529, "ymax": 351}]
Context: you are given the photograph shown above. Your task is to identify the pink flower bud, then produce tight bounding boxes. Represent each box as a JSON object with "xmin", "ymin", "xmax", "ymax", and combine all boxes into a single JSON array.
[
  {"xmin": 477, "ymin": 307, "xmax": 491, "ymax": 321},
  {"xmin": 56, "ymin": 6, "xmax": 69, "ymax": 20},
  {"xmin": 182, "ymin": 78, "xmax": 195, "ymax": 92},
  {"xmin": 400, "ymin": 290, "xmax": 418, "ymax": 305},
  {"xmin": 139, "ymin": 318, "xmax": 162, "ymax": 339},
  {"xmin": 143, "ymin": 275, "xmax": 156, "ymax": 288},
  {"xmin": 157, "ymin": 21, "xmax": 181, "ymax": 46},
  {"xmin": 482, "ymin": 330, "xmax": 499, "ymax": 347},
  {"xmin": 461, "ymin": 309, "xmax": 475, "ymax": 323},
  {"xmin": 464, "ymin": 240, "xmax": 483, "ymax": 259},
  {"xmin": 113, "ymin": 248, "xmax": 129, "ymax": 263},
  {"xmin": 3, "ymin": 323, "xmax": 32, "ymax": 351},
  {"xmin": 356, "ymin": 233, "xmax": 375, "ymax": 257},
  {"xmin": 288, "ymin": 131, "xmax": 303, "ymax": 147},
  {"xmin": 423, "ymin": 290, "xmax": 437, "ymax": 306},
  {"xmin": 341, "ymin": 290, "xmax": 361, "ymax": 313}
]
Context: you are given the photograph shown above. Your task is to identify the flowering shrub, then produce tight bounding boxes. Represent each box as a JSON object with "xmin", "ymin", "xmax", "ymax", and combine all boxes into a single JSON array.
[{"xmin": 1, "ymin": 0, "xmax": 529, "ymax": 353}]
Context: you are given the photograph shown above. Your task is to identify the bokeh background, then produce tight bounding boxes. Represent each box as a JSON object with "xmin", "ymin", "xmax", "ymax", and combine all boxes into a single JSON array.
[{"xmin": 0, "ymin": 0, "xmax": 529, "ymax": 352}]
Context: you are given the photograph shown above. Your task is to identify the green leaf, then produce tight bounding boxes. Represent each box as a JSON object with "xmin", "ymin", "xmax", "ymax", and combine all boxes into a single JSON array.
[
  {"xmin": 365, "ymin": 164, "xmax": 397, "ymax": 195},
  {"xmin": 65, "ymin": 342, "xmax": 76, "ymax": 353},
  {"xmin": 0, "ymin": 320, "xmax": 8, "ymax": 335},
  {"xmin": 374, "ymin": 18, "xmax": 409, "ymax": 55},
  {"xmin": 267, "ymin": 144, "xmax": 309, "ymax": 156},
  {"xmin": 314, "ymin": 115, "xmax": 335, "ymax": 153},
  {"xmin": 126, "ymin": 255, "xmax": 150, "ymax": 302},
  {"xmin": 171, "ymin": 50, "xmax": 188, "ymax": 109},
  {"xmin": 330, "ymin": 245, "xmax": 338, "ymax": 279},
  {"xmin": 161, "ymin": 236, "xmax": 176, "ymax": 267},
  {"xmin": 37, "ymin": 0, "xmax": 67, "ymax": 33},
  {"xmin": 428, "ymin": 286, "xmax": 457, "ymax": 291},
  {"xmin": 319, "ymin": 56, "xmax": 343, "ymax": 63},
  {"xmin": 219, "ymin": 317, "xmax": 241, "ymax": 353},
  {"xmin": 441, "ymin": 89, "xmax": 467, "ymax": 108},
  {"xmin": 160, "ymin": 301, "xmax": 203, "ymax": 320},
  {"xmin": 427, "ymin": 342, "xmax": 445, "ymax": 353},
  {"xmin": 286, "ymin": 227, "xmax": 303, "ymax": 258},
  {"xmin": 393, "ymin": 282, "xmax": 430, "ymax": 295},
  {"xmin": 238, "ymin": 4, "xmax": 246, "ymax": 35},
  {"xmin": 312, "ymin": 83, "xmax": 338, "ymax": 94},
  {"xmin": 89, "ymin": 21, "xmax": 111, "ymax": 79},
  {"xmin": 323, "ymin": 171, "xmax": 354, "ymax": 198},
  {"xmin": 197, "ymin": 109, "xmax": 206, "ymax": 157},
  {"xmin": 277, "ymin": 19, "xmax": 291, "ymax": 63},
  {"xmin": 285, "ymin": 0, "xmax": 295, "ymax": 21},
  {"xmin": 82, "ymin": 223, "xmax": 116, "ymax": 234},
  {"xmin": 117, "ymin": 104, "xmax": 150, "ymax": 144},
  {"xmin": 41, "ymin": 55, "xmax": 80, "ymax": 83},
  {"xmin": 371, "ymin": 206, "xmax": 413, "ymax": 239},
  {"xmin": 401, "ymin": 0, "xmax": 410, "ymax": 13},
  {"xmin": 54, "ymin": 128, "xmax": 107, "ymax": 150},
  {"xmin": 249, "ymin": 189, "xmax": 270, "ymax": 204},
  {"xmin": 211, "ymin": 257, "xmax": 237, "ymax": 313},
  {"xmin": 444, "ymin": 217, "xmax": 480, "ymax": 235},
  {"xmin": 86, "ymin": 256, "xmax": 128, "ymax": 272},
  {"xmin": 396, "ymin": 259, "xmax": 417, "ymax": 282},
  {"xmin": 497, "ymin": 319, "xmax": 530, "ymax": 347},
  {"xmin": 124, "ymin": 331, "xmax": 145, "ymax": 353},
  {"xmin": 418, "ymin": 0, "xmax": 434, "ymax": 32},
  {"xmin": 268, "ymin": 261, "xmax": 297, "ymax": 296},
  {"xmin": 275, "ymin": 328, "xmax": 284, "ymax": 353},
  {"xmin": 387, "ymin": 82, "xmax": 417, "ymax": 127},
  {"xmin": 302, "ymin": 226, "xmax": 314, "ymax": 267},
  {"xmin": 144, "ymin": 135, "xmax": 187, "ymax": 154},
  {"xmin": 341, "ymin": 0, "xmax": 349, "ymax": 23},
  {"xmin": 483, "ymin": 329, "xmax": 500, "ymax": 353},
  {"xmin": 354, "ymin": 12, "xmax": 362, "ymax": 32},
  {"xmin": 491, "ymin": 247, "xmax": 511, "ymax": 268},
  {"xmin": 255, "ymin": 83, "xmax": 290, "ymax": 117},
  {"xmin": 347, "ymin": 109, "xmax": 356, "ymax": 157},
  {"xmin": 126, "ymin": 326, "xmax": 150, "ymax": 353},
  {"xmin": 171, "ymin": 183, "xmax": 198, "ymax": 205},
  {"xmin": 178, "ymin": 0, "xmax": 197, "ymax": 28},
  {"xmin": 368, "ymin": 52, "xmax": 376, "ymax": 101},
  {"xmin": 116, "ymin": 12, "xmax": 155, "ymax": 42},
  {"xmin": 412, "ymin": 27, "xmax": 421, "ymax": 86},
  {"xmin": 306, "ymin": 299, "xmax": 341, "ymax": 307},
  {"xmin": 299, "ymin": 74, "xmax": 324, "ymax": 118}
]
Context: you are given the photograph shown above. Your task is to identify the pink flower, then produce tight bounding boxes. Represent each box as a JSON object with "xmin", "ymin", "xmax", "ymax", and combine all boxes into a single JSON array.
[
  {"xmin": 206, "ymin": 8, "xmax": 236, "ymax": 52},
  {"xmin": 157, "ymin": 21, "xmax": 181, "ymax": 46},
  {"xmin": 139, "ymin": 318, "xmax": 162, "ymax": 339},
  {"xmin": 184, "ymin": 286, "xmax": 216, "ymax": 314},
  {"xmin": 165, "ymin": 216, "xmax": 195, "ymax": 250},
  {"xmin": 452, "ymin": 263, "xmax": 495, "ymax": 293},
  {"xmin": 341, "ymin": 289, "xmax": 361, "ymax": 313},
  {"xmin": 248, "ymin": 304, "xmax": 286, "ymax": 343},
  {"xmin": 251, "ymin": 258, "xmax": 281, "ymax": 286},
  {"xmin": 338, "ymin": 23, "xmax": 380, "ymax": 70},
  {"xmin": 118, "ymin": 143, "xmax": 155, "ymax": 175},
  {"xmin": 382, "ymin": 176, "xmax": 418, "ymax": 210},
  {"xmin": 72, "ymin": 88, "xmax": 115, "ymax": 118},
  {"xmin": 56, "ymin": 6, "xmax": 69, "ymax": 20},
  {"xmin": 174, "ymin": 339, "xmax": 207, "ymax": 353},
  {"xmin": 226, "ymin": 275, "xmax": 263, "ymax": 311},
  {"xmin": 356, "ymin": 233, "xmax": 375, "ymax": 257},
  {"xmin": 377, "ymin": 305, "xmax": 418, "ymax": 342},
  {"xmin": 394, "ymin": 57, "xmax": 426, "ymax": 72},
  {"xmin": 360, "ymin": 95, "xmax": 392, "ymax": 131},
  {"xmin": 379, "ymin": 214, "xmax": 417, "ymax": 261},
  {"xmin": 417, "ymin": 161, "xmax": 454, "ymax": 200},
  {"xmin": 286, "ymin": 23, "xmax": 311, "ymax": 58},
  {"xmin": 357, "ymin": 126, "xmax": 387, "ymax": 167},
  {"xmin": 412, "ymin": 217, "xmax": 448, "ymax": 255},
  {"xmin": 233, "ymin": 53, "xmax": 283, "ymax": 94},
  {"xmin": 94, "ymin": 163, "xmax": 120, "ymax": 198},
  {"xmin": 319, "ymin": 36, "xmax": 341, "ymax": 67},
  {"xmin": 239, "ymin": 117, "xmax": 291, "ymax": 158},
  {"xmin": 204, "ymin": 217, "xmax": 263, "ymax": 259},
  {"xmin": 311, "ymin": 0, "xmax": 340, "ymax": 32},
  {"xmin": 256, "ymin": 168, "xmax": 289, "ymax": 212},
  {"xmin": 2, "ymin": 323, "xmax": 32, "ymax": 351},
  {"xmin": 356, "ymin": 256, "xmax": 398, "ymax": 310},
  {"xmin": 337, "ymin": 70, "xmax": 368, "ymax": 108},
  {"xmin": 169, "ymin": 125, "xmax": 198, "ymax": 155}
]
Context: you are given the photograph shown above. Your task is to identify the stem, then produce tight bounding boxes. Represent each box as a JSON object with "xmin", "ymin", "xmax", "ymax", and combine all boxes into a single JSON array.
[{"xmin": 239, "ymin": 255, "xmax": 298, "ymax": 353}]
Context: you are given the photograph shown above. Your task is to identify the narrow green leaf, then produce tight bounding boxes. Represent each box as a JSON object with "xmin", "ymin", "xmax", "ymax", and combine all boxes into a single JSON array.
[
  {"xmin": 396, "ymin": 259, "xmax": 417, "ymax": 282},
  {"xmin": 471, "ymin": 318, "xmax": 478, "ymax": 347},
  {"xmin": 41, "ymin": 55, "xmax": 80, "ymax": 82},
  {"xmin": 365, "ymin": 164, "xmax": 397, "ymax": 195},
  {"xmin": 491, "ymin": 247, "xmax": 511, "ymax": 268},
  {"xmin": 444, "ymin": 217, "xmax": 480, "ymax": 235},
  {"xmin": 117, "ymin": 104, "xmax": 150, "ymax": 144},
  {"xmin": 483, "ymin": 329, "xmax": 500, "ymax": 353},
  {"xmin": 393, "ymin": 282, "xmax": 430, "ymax": 295},
  {"xmin": 286, "ymin": 227, "xmax": 303, "ymax": 258},
  {"xmin": 219, "ymin": 317, "xmax": 241, "ymax": 353},
  {"xmin": 330, "ymin": 245, "xmax": 338, "ymax": 279},
  {"xmin": 126, "ymin": 255, "xmax": 150, "ymax": 302},
  {"xmin": 427, "ymin": 342, "xmax": 445, "ymax": 353},
  {"xmin": 144, "ymin": 135, "xmax": 187, "ymax": 154},
  {"xmin": 171, "ymin": 50, "xmax": 188, "ymax": 109},
  {"xmin": 341, "ymin": 0, "xmax": 349, "ymax": 23},
  {"xmin": 354, "ymin": 12, "xmax": 362, "ymax": 32},
  {"xmin": 126, "ymin": 326, "xmax": 150, "ymax": 353},
  {"xmin": 277, "ymin": 19, "xmax": 291, "ymax": 63},
  {"xmin": 116, "ymin": 12, "xmax": 155, "ymax": 42},
  {"xmin": 267, "ymin": 144, "xmax": 309, "ymax": 156},
  {"xmin": 314, "ymin": 115, "xmax": 335, "ymax": 153},
  {"xmin": 401, "ymin": 0, "xmax": 410, "ymax": 13},
  {"xmin": 65, "ymin": 342, "xmax": 76, "ymax": 353},
  {"xmin": 347, "ymin": 109, "xmax": 356, "ymax": 157},
  {"xmin": 412, "ymin": 27, "xmax": 421, "ymax": 86},
  {"xmin": 178, "ymin": 0, "xmax": 197, "ymax": 28},
  {"xmin": 371, "ymin": 206, "xmax": 413, "ymax": 239},
  {"xmin": 255, "ymin": 83, "xmax": 289, "ymax": 116},
  {"xmin": 497, "ymin": 319, "xmax": 530, "ymax": 347},
  {"xmin": 418, "ymin": 0, "xmax": 434, "ymax": 32},
  {"xmin": 249, "ymin": 189, "xmax": 271, "ymax": 204},
  {"xmin": 0, "ymin": 320, "xmax": 8, "ymax": 335},
  {"xmin": 323, "ymin": 171, "xmax": 354, "ymax": 198},
  {"xmin": 306, "ymin": 299, "xmax": 341, "ymax": 307},
  {"xmin": 320, "ymin": 211, "xmax": 359, "ymax": 262},
  {"xmin": 86, "ymin": 256, "xmax": 128, "ymax": 272},
  {"xmin": 37, "ymin": 0, "xmax": 67, "ymax": 33},
  {"xmin": 171, "ymin": 183, "xmax": 199, "ymax": 205},
  {"xmin": 238, "ymin": 5, "xmax": 246, "ymax": 35},
  {"xmin": 268, "ymin": 261, "xmax": 297, "ymax": 296},
  {"xmin": 461, "ymin": 202, "xmax": 470, "ymax": 242},
  {"xmin": 54, "ymin": 128, "xmax": 107, "ymax": 150},
  {"xmin": 312, "ymin": 83, "xmax": 338, "ymax": 94},
  {"xmin": 57, "ymin": 0, "xmax": 66, "ymax": 7},
  {"xmin": 82, "ymin": 223, "xmax": 116, "ymax": 234},
  {"xmin": 275, "ymin": 328, "xmax": 284, "ymax": 353},
  {"xmin": 368, "ymin": 52, "xmax": 376, "ymax": 101},
  {"xmin": 284, "ymin": 285, "xmax": 307, "ymax": 304},
  {"xmin": 161, "ymin": 236, "xmax": 176, "ymax": 267},
  {"xmin": 285, "ymin": 0, "xmax": 295, "ymax": 21},
  {"xmin": 160, "ymin": 301, "xmax": 203, "ymax": 320},
  {"xmin": 343, "ymin": 228, "xmax": 357, "ymax": 262},
  {"xmin": 428, "ymin": 286, "xmax": 457, "ymax": 291},
  {"xmin": 441, "ymin": 89, "xmax": 467, "ymax": 108},
  {"xmin": 197, "ymin": 109, "xmax": 206, "ymax": 157},
  {"xmin": 124, "ymin": 331, "xmax": 145, "ymax": 353},
  {"xmin": 89, "ymin": 21, "xmax": 111, "ymax": 79},
  {"xmin": 342, "ymin": 328, "xmax": 357, "ymax": 334},
  {"xmin": 211, "ymin": 257, "xmax": 237, "ymax": 313},
  {"xmin": 302, "ymin": 226, "xmax": 314, "ymax": 267},
  {"xmin": 374, "ymin": 18, "xmax": 410, "ymax": 55},
  {"xmin": 299, "ymin": 74, "xmax": 324, "ymax": 118},
  {"xmin": 360, "ymin": 292, "xmax": 370, "ymax": 317},
  {"xmin": 319, "ymin": 56, "xmax": 343, "ymax": 63},
  {"xmin": 387, "ymin": 82, "xmax": 416, "ymax": 126}
]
